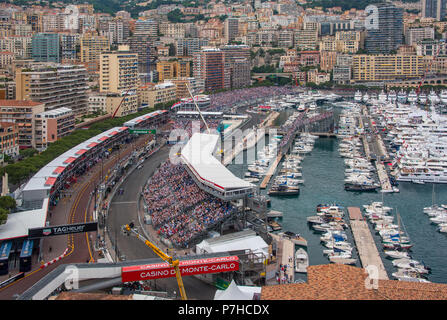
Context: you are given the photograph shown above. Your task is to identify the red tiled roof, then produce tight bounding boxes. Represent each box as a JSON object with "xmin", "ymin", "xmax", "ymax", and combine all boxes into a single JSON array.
[
  {"xmin": 63, "ymin": 157, "xmax": 76, "ymax": 164},
  {"xmin": 75, "ymin": 149, "xmax": 87, "ymax": 155},
  {"xmin": 52, "ymin": 166, "xmax": 65, "ymax": 175},
  {"xmin": 0, "ymin": 100, "xmax": 44, "ymax": 107},
  {"xmin": 261, "ymin": 264, "xmax": 447, "ymax": 300},
  {"xmin": 45, "ymin": 177, "xmax": 57, "ymax": 186}
]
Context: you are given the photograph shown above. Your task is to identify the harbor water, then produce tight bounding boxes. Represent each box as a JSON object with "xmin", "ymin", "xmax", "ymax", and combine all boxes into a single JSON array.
[{"xmin": 228, "ymin": 111, "xmax": 447, "ymax": 284}]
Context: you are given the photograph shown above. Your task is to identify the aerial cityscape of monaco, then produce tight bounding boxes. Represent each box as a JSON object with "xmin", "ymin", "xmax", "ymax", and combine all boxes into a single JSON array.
[{"xmin": 0, "ymin": 0, "xmax": 447, "ymax": 306}]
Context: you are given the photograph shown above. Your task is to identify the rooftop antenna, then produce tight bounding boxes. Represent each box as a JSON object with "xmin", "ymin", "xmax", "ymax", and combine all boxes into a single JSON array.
[{"xmin": 185, "ymin": 82, "xmax": 210, "ymax": 134}]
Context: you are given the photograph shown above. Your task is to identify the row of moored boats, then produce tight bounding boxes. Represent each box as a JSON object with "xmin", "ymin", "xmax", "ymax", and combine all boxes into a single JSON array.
[
  {"xmin": 307, "ymin": 204, "xmax": 357, "ymax": 265},
  {"xmin": 363, "ymin": 201, "xmax": 431, "ymax": 283}
]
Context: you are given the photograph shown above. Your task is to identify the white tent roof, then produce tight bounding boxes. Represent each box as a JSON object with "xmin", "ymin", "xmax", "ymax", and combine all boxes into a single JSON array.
[
  {"xmin": 181, "ymin": 133, "xmax": 253, "ymax": 191},
  {"xmin": 196, "ymin": 231, "xmax": 269, "ymax": 257},
  {"xmin": 214, "ymin": 280, "xmax": 261, "ymax": 300},
  {"xmin": 0, "ymin": 198, "xmax": 48, "ymax": 240}
]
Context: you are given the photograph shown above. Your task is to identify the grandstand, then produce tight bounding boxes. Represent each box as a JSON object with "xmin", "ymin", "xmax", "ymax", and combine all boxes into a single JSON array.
[
  {"xmin": 0, "ymin": 110, "xmax": 168, "ymax": 242},
  {"xmin": 180, "ymin": 132, "xmax": 255, "ymax": 201}
]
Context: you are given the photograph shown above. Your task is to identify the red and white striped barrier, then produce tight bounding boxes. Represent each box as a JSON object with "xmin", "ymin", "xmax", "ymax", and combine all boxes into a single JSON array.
[{"xmin": 40, "ymin": 248, "xmax": 69, "ymax": 269}]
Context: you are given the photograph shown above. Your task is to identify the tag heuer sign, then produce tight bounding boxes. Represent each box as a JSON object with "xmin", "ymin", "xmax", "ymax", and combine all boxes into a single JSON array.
[{"xmin": 28, "ymin": 222, "xmax": 98, "ymax": 239}]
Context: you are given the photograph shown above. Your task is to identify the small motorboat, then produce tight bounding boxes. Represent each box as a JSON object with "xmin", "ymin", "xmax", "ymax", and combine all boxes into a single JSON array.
[{"xmin": 294, "ymin": 248, "xmax": 309, "ymax": 273}]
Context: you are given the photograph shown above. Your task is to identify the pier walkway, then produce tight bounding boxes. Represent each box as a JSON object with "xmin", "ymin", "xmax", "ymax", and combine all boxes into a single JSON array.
[
  {"xmin": 375, "ymin": 162, "xmax": 393, "ymax": 192},
  {"xmin": 260, "ymin": 152, "xmax": 283, "ymax": 189},
  {"xmin": 270, "ymin": 233, "xmax": 295, "ymax": 283},
  {"xmin": 348, "ymin": 207, "xmax": 388, "ymax": 280}
]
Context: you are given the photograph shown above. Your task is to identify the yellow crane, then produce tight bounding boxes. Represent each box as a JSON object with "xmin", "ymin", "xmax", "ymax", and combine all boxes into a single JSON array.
[{"xmin": 122, "ymin": 222, "xmax": 187, "ymax": 300}]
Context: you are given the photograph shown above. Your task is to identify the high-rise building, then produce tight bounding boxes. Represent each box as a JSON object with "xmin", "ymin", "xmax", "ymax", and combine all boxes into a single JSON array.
[
  {"xmin": 225, "ymin": 18, "xmax": 239, "ymax": 44},
  {"xmin": 221, "ymin": 45, "xmax": 251, "ymax": 88},
  {"xmin": 15, "ymin": 63, "xmax": 89, "ymax": 117},
  {"xmin": 405, "ymin": 27, "xmax": 435, "ymax": 46},
  {"xmin": 127, "ymin": 34, "xmax": 156, "ymax": 74},
  {"xmin": 31, "ymin": 33, "xmax": 60, "ymax": 63},
  {"xmin": 176, "ymin": 38, "xmax": 209, "ymax": 57},
  {"xmin": 80, "ymin": 33, "xmax": 110, "ymax": 71},
  {"xmin": 193, "ymin": 48, "xmax": 227, "ymax": 92},
  {"xmin": 422, "ymin": 0, "xmax": 447, "ymax": 19},
  {"xmin": 59, "ymin": 33, "xmax": 79, "ymax": 62},
  {"xmin": 99, "ymin": 45, "xmax": 139, "ymax": 94},
  {"xmin": 365, "ymin": 4, "xmax": 403, "ymax": 54},
  {"xmin": 134, "ymin": 18, "xmax": 158, "ymax": 36}
]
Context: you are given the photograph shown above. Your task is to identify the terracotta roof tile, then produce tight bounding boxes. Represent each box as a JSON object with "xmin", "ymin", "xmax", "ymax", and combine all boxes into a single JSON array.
[
  {"xmin": 0, "ymin": 100, "xmax": 44, "ymax": 107},
  {"xmin": 55, "ymin": 292, "xmax": 133, "ymax": 300},
  {"xmin": 261, "ymin": 264, "xmax": 447, "ymax": 300}
]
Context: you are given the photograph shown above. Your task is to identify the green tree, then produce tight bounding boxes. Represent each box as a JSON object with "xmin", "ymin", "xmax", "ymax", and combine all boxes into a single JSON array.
[
  {"xmin": 0, "ymin": 196, "xmax": 16, "ymax": 211},
  {"xmin": 0, "ymin": 207, "xmax": 8, "ymax": 225}
]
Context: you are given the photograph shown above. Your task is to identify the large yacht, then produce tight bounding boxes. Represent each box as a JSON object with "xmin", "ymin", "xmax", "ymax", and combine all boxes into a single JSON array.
[
  {"xmin": 418, "ymin": 92, "xmax": 427, "ymax": 105},
  {"xmin": 362, "ymin": 92, "xmax": 370, "ymax": 103},
  {"xmin": 397, "ymin": 90, "xmax": 407, "ymax": 104},
  {"xmin": 388, "ymin": 90, "xmax": 397, "ymax": 103},
  {"xmin": 354, "ymin": 90, "xmax": 362, "ymax": 102},
  {"xmin": 428, "ymin": 90, "xmax": 440, "ymax": 104},
  {"xmin": 407, "ymin": 90, "xmax": 418, "ymax": 104},
  {"xmin": 378, "ymin": 90, "xmax": 387, "ymax": 103},
  {"xmin": 440, "ymin": 90, "xmax": 447, "ymax": 105}
]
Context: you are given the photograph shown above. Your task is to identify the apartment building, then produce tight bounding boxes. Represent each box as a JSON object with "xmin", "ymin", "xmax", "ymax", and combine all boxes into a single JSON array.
[
  {"xmin": 108, "ymin": 93, "xmax": 138, "ymax": 117},
  {"xmin": 0, "ymin": 100, "xmax": 44, "ymax": 148},
  {"xmin": 31, "ymin": 33, "xmax": 60, "ymax": 63},
  {"xmin": 15, "ymin": 63, "xmax": 89, "ymax": 117},
  {"xmin": 0, "ymin": 36, "xmax": 32, "ymax": 59},
  {"xmin": 80, "ymin": 33, "xmax": 110, "ymax": 71},
  {"xmin": 352, "ymin": 54, "xmax": 424, "ymax": 81},
  {"xmin": 138, "ymin": 81, "xmax": 176, "ymax": 108},
  {"xmin": 159, "ymin": 23, "xmax": 186, "ymax": 38},
  {"xmin": 99, "ymin": 45, "xmax": 139, "ymax": 94},
  {"xmin": 176, "ymin": 38, "xmax": 209, "ymax": 57},
  {"xmin": 294, "ymin": 29, "xmax": 318, "ymax": 50},
  {"xmin": 405, "ymin": 27, "xmax": 435, "ymax": 46},
  {"xmin": 193, "ymin": 48, "xmax": 228, "ymax": 92},
  {"xmin": 155, "ymin": 59, "xmax": 191, "ymax": 81},
  {"xmin": 34, "ymin": 107, "xmax": 75, "ymax": 151},
  {"xmin": 170, "ymin": 77, "xmax": 204, "ymax": 99},
  {"xmin": 0, "ymin": 122, "xmax": 19, "ymax": 157}
]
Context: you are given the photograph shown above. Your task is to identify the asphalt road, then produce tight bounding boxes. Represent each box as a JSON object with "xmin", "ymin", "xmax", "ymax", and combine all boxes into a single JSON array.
[{"xmin": 107, "ymin": 144, "xmax": 217, "ymax": 300}]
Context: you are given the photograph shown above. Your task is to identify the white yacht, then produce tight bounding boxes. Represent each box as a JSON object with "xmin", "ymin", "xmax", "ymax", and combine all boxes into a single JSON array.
[
  {"xmin": 378, "ymin": 90, "xmax": 387, "ymax": 103},
  {"xmin": 362, "ymin": 92, "xmax": 370, "ymax": 103},
  {"xmin": 407, "ymin": 90, "xmax": 418, "ymax": 104},
  {"xmin": 354, "ymin": 90, "xmax": 362, "ymax": 102},
  {"xmin": 294, "ymin": 248, "xmax": 309, "ymax": 273},
  {"xmin": 440, "ymin": 90, "xmax": 447, "ymax": 105},
  {"xmin": 428, "ymin": 90, "xmax": 439, "ymax": 104},
  {"xmin": 397, "ymin": 90, "xmax": 407, "ymax": 104},
  {"xmin": 388, "ymin": 90, "xmax": 397, "ymax": 103},
  {"xmin": 418, "ymin": 92, "xmax": 427, "ymax": 104}
]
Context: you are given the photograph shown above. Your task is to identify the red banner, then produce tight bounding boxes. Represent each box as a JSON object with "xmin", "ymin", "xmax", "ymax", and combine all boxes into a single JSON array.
[{"xmin": 121, "ymin": 256, "xmax": 239, "ymax": 283}]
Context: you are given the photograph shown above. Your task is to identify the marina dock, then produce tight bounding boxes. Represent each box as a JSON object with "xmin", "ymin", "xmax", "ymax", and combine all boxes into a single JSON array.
[
  {"xmin": 270, "ymin": 233, "xmax": 295, "ymax": 283},
  {"xmin": 222, "ymin": 128, "xmax": 265, "ymax": 165},
  {"xmin": 260, "ymin": 152, "xmax": 283, "ymax": 189},
  {"xmin": 375, "ymin": 162, "xmax": 393, "ymax": 192},
  {"xmin": 348, "ymin": 207, "xmax": 389, "ymax": 280}
]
